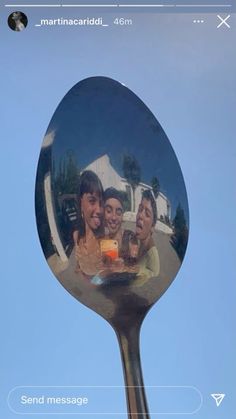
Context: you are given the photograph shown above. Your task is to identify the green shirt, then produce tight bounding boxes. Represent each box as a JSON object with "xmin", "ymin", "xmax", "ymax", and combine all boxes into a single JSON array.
[{"xmin": 137, "ymin": 246, "xmax": 160, "ymax": 279}]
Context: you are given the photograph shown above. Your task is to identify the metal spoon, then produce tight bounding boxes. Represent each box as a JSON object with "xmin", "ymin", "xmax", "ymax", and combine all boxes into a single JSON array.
[{"xmin": 35, "ymin": 76, "xmax": 189, "ymax": 418}]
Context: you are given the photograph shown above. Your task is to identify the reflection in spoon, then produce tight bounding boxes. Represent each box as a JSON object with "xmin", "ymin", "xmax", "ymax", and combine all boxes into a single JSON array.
[{"xmin": 35, "ymin": 76, "xmax": 189, "ymax": 418}]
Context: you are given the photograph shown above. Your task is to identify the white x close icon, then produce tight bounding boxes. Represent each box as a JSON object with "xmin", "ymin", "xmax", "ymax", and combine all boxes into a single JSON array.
[{"xmin": 217, "ymin": 15, "xmax": 230, "ymax": 29}]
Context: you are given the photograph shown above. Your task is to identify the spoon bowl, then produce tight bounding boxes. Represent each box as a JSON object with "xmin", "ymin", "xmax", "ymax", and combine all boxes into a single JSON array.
[{"xmin": 35, "ymin": 76, "xmax": 189, "ymax": 418}]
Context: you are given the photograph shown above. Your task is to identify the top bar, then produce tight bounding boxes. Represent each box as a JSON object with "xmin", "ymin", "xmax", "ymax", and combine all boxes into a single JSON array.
[{"xmin": 4, "ymin": 2, "xmax": 234, "ymax": 10}]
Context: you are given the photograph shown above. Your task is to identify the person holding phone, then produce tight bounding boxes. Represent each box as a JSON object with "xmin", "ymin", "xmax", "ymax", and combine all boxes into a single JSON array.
[
  {"xmin": 98, "ymin": 187, "xmax": 124, "ymax": 268},
  {"xmin": 103, "ymin": 187, "xmax": 139, "ymax": 269},
  {"xmin": 74, "ymin": 170, "xmax": 104, "ymax": 276},
  {"xmin": 104, "ymin": 187, "xmax": 124, "ymax": 247}
]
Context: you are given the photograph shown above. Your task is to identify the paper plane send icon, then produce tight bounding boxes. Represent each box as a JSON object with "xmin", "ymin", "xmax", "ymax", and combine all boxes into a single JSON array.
[{"xmin": 211, "ymin": 393, "xmax": 225, "ymax": 407}]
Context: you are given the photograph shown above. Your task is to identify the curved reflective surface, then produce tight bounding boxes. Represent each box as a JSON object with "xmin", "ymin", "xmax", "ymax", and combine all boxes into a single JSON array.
[{"xmin": 35, "ymin": 76, "xmax": 189, "ymax": 418}]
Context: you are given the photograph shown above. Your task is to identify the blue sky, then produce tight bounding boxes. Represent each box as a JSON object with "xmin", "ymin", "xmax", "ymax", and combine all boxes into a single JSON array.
[{"xmin": 1, "ymin": 6, "xmax": 236, "ymax": 419}]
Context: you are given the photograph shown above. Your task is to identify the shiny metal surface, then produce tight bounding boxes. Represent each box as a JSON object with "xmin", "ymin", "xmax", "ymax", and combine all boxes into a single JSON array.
[{"xmin": 35, "ymin": 76, "xmax": 189, "ymax": 418}]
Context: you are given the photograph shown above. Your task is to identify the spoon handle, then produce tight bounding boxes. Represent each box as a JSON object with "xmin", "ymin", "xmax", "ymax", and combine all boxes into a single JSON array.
[{"xmin": 116, "ymin": 326, "xmax": 150, "ymax": 419}]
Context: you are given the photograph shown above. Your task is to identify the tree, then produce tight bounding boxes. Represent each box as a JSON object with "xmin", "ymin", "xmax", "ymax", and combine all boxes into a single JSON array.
[
  {"xmin": 173, "ymin": 204, "xmax": 186, "ymax": 231},
  {"xmin": 119, "ymin": 190, "xmax": 130, "ymax": 212},
  {"xmin": 122, "ymin": 154, "xmax": 141, "ymax": 212},
  {"xmin": 151, "ymin": 176, "xmax": 160, "ymax": 199},
  {"xmin": 171, "ymin": 203, "xmax": 188, "ymax": 261},
  {"xmin": 53, "ymin": 151, "xmax": 80, "ymax": 249},
  {"xmin": 64, "ymin": 151, "xmax": 79, "ymax": 194},
  {"xmin": 54, "ymin": 150, "xmax": 79, "ymax": 195}
]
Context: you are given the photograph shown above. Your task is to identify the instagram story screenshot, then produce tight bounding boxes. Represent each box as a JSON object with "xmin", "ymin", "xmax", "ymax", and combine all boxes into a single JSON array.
[{"xmin": 0, "ymin": 1, "xmax": 235, "ymax": 418}]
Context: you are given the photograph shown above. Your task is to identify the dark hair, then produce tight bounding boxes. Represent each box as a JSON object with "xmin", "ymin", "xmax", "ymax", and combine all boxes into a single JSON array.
[
  {"xmin": 104, "ymin": 187, "xmax": 124, "ymax": 208},
  {"xmin": 79, "ymin": 170, "xmax": 104, "ymax": 198},
  {"xmin": 77, "ymin": 170, "xmax": 104, "ymax": 237},
  {"xmin": 142, "ymin": 189, "xmax": 157, "ymax": 226}
]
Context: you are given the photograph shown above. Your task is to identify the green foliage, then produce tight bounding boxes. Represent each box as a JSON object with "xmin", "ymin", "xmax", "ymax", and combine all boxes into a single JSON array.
[
  {"xmin": 119, "ymin": 190, "xmax": 131, "ymax": 212},
  {"xmin": 54, "ymin": 151, "xmax": 80, "ymax": 195},
  {"xmin": 122, "ymin": 154, "xmax": 141, "ymax": 211},
  {"xmin": 151, "ymin": 176, "xmax": 160, "ymax": 199},
  {"xmin": 122, "ymin": 154, "xmax": 141, "ymax": 188},
  {"xmin": 171, "ymin": 203, "xmax": 188, "ymax": 261}
]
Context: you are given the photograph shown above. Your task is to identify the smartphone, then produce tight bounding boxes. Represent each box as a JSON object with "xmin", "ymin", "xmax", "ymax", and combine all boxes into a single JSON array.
[{"xmin": 100, "ymin": 239, "xmax": 119, "ymax": 261}]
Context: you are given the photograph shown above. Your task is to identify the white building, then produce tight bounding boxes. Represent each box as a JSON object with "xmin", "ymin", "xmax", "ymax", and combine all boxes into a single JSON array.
[{"xmin": 85, "ymin": 154, "xmax": 172, "ymax": 234}]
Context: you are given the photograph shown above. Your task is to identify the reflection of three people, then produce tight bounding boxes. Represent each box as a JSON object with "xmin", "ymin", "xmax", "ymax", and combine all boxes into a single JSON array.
[{"xmin": 73, "ymin": 170, "xmax": 160, "ymax": 280}]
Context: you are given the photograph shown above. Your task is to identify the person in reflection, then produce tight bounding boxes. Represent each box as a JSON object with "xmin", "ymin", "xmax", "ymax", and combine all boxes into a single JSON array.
[
  {"xmin": 135, "ymin": 190, "xmax": 160, "ymax": 278},
  {"xmin": 102, "ymin": 187, "xmax": 126, "ymax": 269},
  {"xmin": 104, "ymin": 187, "xmax": 124, "ymax": 247},
  {"xmin": 74, "ymin": 170, "xmax": 104, "ymax": 276},
  {"xmin": 103, "ymin": 188, "xmax": 139, "ymax": 269}
]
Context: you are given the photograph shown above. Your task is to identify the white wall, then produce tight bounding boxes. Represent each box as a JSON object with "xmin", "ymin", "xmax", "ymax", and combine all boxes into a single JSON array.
[
  {"xmin": 85, "ymin": 154, "xmax": 122, "ymax": 191},
  {"xmin": 85, "ymin": 154, "xmax": 171, "ymax": 222}
]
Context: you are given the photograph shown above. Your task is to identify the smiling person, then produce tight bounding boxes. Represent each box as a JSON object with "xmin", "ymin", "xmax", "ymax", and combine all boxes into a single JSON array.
[
  {"xmin": 136, "ymin": 189, "xmax": 160, "ymax": 278},
  {"xmin": 104, "ymin": 187, "xmax": 124, "ymax": 247},
  {"xmin": 74, "ymin": 170, "xmax": 104, "ymax": 276},
  {"xmin": 102, "ymin": 187, "xmax": 140, "ymax": 271}
]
